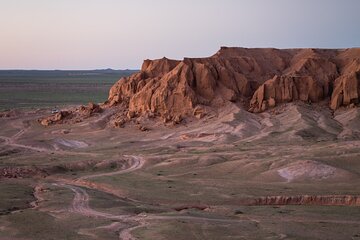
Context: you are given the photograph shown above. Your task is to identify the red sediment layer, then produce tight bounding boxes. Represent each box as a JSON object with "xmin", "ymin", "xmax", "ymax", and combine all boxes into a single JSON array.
[{"xmin": 241, "ymin": 195, "xmax": 360, "ymax": 206}]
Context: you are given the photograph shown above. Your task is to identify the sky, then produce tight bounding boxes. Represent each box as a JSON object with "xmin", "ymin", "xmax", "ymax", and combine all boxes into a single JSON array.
[{"xmin": 0, "ymin": 0, "xmax": 360, "ymax": 70}]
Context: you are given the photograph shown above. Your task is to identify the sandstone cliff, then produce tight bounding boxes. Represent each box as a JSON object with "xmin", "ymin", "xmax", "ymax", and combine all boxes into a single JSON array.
[{"xmin": 107, "ymin": 47, "xmax": 360, "ymax": 120}]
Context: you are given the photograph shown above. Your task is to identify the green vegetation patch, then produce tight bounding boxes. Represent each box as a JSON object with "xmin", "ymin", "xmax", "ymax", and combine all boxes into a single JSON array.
[
  {"xmin": 0, "ymin": 181, "xmax": 34, "ymax": 215},
  {"xmin": 0, "ymin": 70, "xmax": 138, "ymax": 111},
  {"xmin": 1, "ymin": 209, "xmax": 115, "ymax": 240}
]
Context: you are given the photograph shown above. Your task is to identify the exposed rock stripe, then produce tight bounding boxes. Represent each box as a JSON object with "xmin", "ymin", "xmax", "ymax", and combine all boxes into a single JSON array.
[{"xmin": 242, "ymin": 195, "xmax": 360, "ymax": 206}]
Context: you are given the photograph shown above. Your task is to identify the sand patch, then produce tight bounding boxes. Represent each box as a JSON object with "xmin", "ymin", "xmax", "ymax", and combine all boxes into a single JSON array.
[
  {"xmin": 278, "ymin": 160, "xmax": 336, "ymax": 181},
  {"xmin": 54, "ymin": 138, "xmax": 88, "ymax": 149},
  {"xmin": 277, "ymin": 160, "xmax": 351, "ymax": 182},
  {"xmin": 255, "ymin": 160, "xmax": 355, "ymax": 182}
]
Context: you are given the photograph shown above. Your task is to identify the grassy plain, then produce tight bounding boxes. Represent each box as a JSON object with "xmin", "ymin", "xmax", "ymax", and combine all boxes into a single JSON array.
[{"xmin": 0, "ymin": 70, "xmax": 137, "ymax": 111}]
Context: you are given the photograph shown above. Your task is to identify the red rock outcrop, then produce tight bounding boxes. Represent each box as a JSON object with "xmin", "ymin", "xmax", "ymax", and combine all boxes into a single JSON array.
[
  {"xmin": 107, "ymin": 47, "xmax": 360, "ymax": 118},
  {"xmin": 242, "ymin": 195, "xmax": 360, "ymax": 206},
  {"xmin": 0, "ymin": 167, "xmax": 48, "ymax": 179},
  {"xmin": 249, "ymin": 50, "xmax": 340, "ymax": 112},
  {"xmin": 38, "ymin": 111, "xmax": 71, "ymax": 126},
  {"xmin": 329, "ymin": 52, "xmax": 360, "ymax": 110},
  {"xmin": 38, "ymin": 102, "xmax": 102, "ymax": 126},
  {"xmin": 79, "ymin": 102, "xmax": 102, "ymax": 116},
  {"xmin": 249, "ymin": 75, "xmax": 327, "ymax": 112},
  {"xmin": 330, "ymin": 73, "xmax": 360, "ymax": 110}
]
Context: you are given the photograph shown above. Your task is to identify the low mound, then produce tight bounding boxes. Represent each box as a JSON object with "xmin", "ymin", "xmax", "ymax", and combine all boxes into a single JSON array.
[
  {"xmin": 257, "ymin": 160, "xmax": 354, "ymax": 182},
  {"xmin": 277, "ymin": 160, "xmax": 340, "ymax": 182},
  {"xmin": 107, "ymin": 47, "xmax": 360, "ymax": 122}
]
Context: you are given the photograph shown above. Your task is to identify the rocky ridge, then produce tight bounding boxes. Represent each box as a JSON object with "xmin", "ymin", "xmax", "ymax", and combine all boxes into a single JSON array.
[{"xmin": 107, "ymin": 47, "xmax": 360, "ymax": 120}]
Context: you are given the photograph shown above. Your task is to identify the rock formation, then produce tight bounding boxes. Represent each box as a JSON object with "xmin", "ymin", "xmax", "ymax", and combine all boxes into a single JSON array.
[
  {"xmin": 38, "ymin": 102, "xmax": 102, "ymax": 126},
  {"xmin": 38, "ymin": 48, "xmax": 360, "ymax": 127},
  {"xmin": 39, "ymin": 111, "xmax": 71, "ymax": 126},
  {"xmin": 107, "ymin": 47, "xmax": 360, "ymax": 120}
]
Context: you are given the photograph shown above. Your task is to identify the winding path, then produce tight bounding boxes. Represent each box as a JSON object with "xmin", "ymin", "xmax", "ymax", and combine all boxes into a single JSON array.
[
  {"xmin": 57, "ymin": 184, "xmax": 132, "ymax": 220},
  {"xmin": 45, "ymin": 154, "xmax": 360, "ymax": 240},
  {"xmin": 0, "ymin": 127, "xmax": 98, "ymax": 156},
  {"xmin": 56, "ymin": 155, "xmax": 144, "ymax": 221},
  {"xmin": 0, "ymin": 127, "xmax": 49, "ymax": 152},
  {"xmin": 55, "ymin": 155, "xmax": 249, "ymax": 239},
  {"xmin": 78, "ymin": 155, "xmax": 145, "ymax": 180},
  {"xmin": 52, "ymin": 155, "xmax": 145, "ymax": 239}
]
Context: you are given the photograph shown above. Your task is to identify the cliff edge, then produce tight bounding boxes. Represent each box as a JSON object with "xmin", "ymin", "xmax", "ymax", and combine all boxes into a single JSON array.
[{"xmin": 107, "ymin": 47, "xmax": 360, "ymax": 121}]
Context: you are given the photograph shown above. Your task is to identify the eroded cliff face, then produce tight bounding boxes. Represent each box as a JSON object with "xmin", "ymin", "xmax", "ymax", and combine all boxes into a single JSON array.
[{"xmin": 107, "ymin": 47, "xmax": 360, "ymax": 120}]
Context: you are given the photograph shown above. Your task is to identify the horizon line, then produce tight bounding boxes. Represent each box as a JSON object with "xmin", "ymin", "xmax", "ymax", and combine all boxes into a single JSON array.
[{"xmin": 0, "ymin": 68, "xmax": 140, "ymax": 71}]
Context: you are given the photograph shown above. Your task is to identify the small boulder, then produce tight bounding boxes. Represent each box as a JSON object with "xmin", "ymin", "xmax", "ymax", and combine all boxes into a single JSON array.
[
  {"xmin": 127, "ymin": 111, "xmax": 136, "ymax": 119},
  {"xmin": 138, "ymin": 125, "xmax": 149, "ymax": 131},
  {"xmin": 173, "ymin": 115, "xmax": 182, "ymax": 124},
  {"xmin": 114, "ymin": 119, "xmax": 126, "ymax": 128},
  {"xmin": 268, "ymin": 97, "xmax": 276, "ymax": 108},
  {"xmin": 193, "ymin": 106, "xmax": 206, "ymax": 119}
]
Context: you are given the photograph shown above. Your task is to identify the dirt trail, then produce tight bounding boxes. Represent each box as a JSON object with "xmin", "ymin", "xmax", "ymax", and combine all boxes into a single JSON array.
[
  {"xmin": 57, "ymin": 155, "xmax": 145, "ymax": 220},
  {"xmin": 55, "ymin": 155, "xmax": 249, "ymax": 239},
  {"xmin": 0, "ymin": 126, "xmax": 48, "ymax": 152},
  {"xmin": 0, "ymin": 127, "xmax": 98, "ymax": 156},
  {"xmin": 52, "ymin": 155, "xmax": 145, "ymax": 239},
  {"xmin": 0, "ymin": 120, "xmax": 49, "ymax": 152},
  {"xmin": 43, "ymin": 154, "xmax": 360, "ymax": 239},
  {"xmin": 0, "ymin": 136, "xmax": 48, "ymax": 153},
  {"xmin": 79, "ymin": 155, "xmax": 145, "ymax": 180},
  {"xmin": 62, "ymin": 183, "xmax": 250, "ymax": 239},
  {"xmin": 56, "ymin": 183, "xmax": 132, "ymax": 220}
]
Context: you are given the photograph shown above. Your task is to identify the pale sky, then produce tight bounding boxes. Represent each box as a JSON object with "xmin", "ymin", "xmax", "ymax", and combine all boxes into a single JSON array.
[{"xmin": 1, "ymin": 0, "xmax": 359, "ymax": 70}]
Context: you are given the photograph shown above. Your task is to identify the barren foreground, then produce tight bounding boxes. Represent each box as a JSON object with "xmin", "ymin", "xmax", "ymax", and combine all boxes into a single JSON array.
[{"xmin": 1, "ymin": 101, "xmax": 360, "ymax": 240}]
